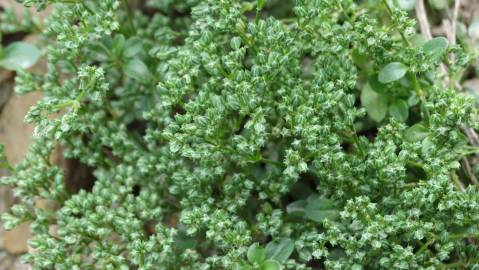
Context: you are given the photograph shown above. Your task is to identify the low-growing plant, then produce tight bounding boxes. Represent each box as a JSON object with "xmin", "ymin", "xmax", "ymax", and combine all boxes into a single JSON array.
[{"xmin": 1, "ymin": 0, "xmax": 479, "ymax": 269}]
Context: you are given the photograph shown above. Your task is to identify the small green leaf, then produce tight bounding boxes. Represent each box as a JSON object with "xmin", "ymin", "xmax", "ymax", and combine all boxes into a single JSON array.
[
  {"xmin": 388, "ymin": 99, "xmax": 409, "ymax": 122},
  {"xmin": 378, "ymin": 62, "xmax": 408, "ymax": 84},
  {"xmin": 175, "ymin": 232, "xmax": 197, "ymax": 251},
  {"xmin": 286, "ymin": 200, "xmax": 306, "ymax": 216},
  {"xmin": 0, "ymin": 42, "xmax": 40, "ymax": 70},
  {"xmin": 422, "ymin": 37, "xmax": 448, "ymax": 58},
  {"xmin": 124, "ymin": 37, "xmax": 143, "ymax": 58},
  {"xmin": 407, "ymin": 94, "xmax": 420, "ymax": 106},
  {"xmin": 304, "ymin": 196, "xmax": 339, "ymax": 223},
  {"xmin": 247, "ymin": 243, "xmax": 266, "ymax": 263},
  {"xmin": 405, "ymin": 124, "xmax": 430, "ymax": 142},
  {"xmin": 468, "ymin": 19, "xmax": 479, "ymax": 40},
  {"xmin": 230, "ymin": 37, "xmax": 242, "ymax": 50},
  {"xmin": 428, "ymin": 0, "xmax": 447, "ymax": 10},
  {"xmin": 0, "ymin": 144, "xmax": 10, "ymax": 169},
  {"xmin": 265, "ymin": 238, "xmax": 294, "ymax": 263},
  {"xmin": 261, "ymin": 260, "xmax": 281, "ymax": 270},
  {"xmin": 398, "ymin": 0, "xmax": 416, "ymax": 11},
  {"xmin": 123, "ymin": 59, "xmax": 151, "ymax": 82},
  {"xmin": 421, "ymin": 135, "xmax": 434, "ymax": 155},
  {"xmin": 351, "ymin": 264, "xmax": 363, "ymax": 270},
  {"xmin": 361, "ymin": 83, "xmax": 388, "ymax": 122},
  {"xmin": 257, "ymin": 0, "xmax": 266, "ymax": 9},
  {"xmin": 112, "ymin": 34, "xmax": 126, "ymax": 56}
]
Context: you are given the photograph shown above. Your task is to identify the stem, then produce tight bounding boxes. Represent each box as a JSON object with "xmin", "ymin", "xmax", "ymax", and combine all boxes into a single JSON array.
[
  {"xmin": 259, "ymin": 158, "xmax": 283, "ymax": 167},
  {"xmin": 122, "ymin": 0, "xmax": 135, "ymax": 34},
  {"xmin": 381, "ymin": 0, "xmax": 410, "ymax": 46},
  {"xmin": 417, "ymin": 238, "xmax": 435, "ymax": 255},
  {"xmin": 451, "ymin": 172, "xmax": 466, "ymax": 192},
  {"xmin": 410, "ymin": 72, "xmax": 430, "ymax": 120},
  {"xmin": 256, "ymin": 0, "xmax": 264, "ymax": 25},
  {"xmin": 382, "ymin": 0, "xmax": 431, "ymax": 119},
  {"xmin": 338, "ymin": 1, "xmax": 354, "ymax": 25}
]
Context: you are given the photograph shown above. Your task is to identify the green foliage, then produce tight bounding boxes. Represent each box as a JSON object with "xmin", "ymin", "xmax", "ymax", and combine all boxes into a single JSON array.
[
  {"xmin": 1, "ymin": 0, "xmax": 479, "ymax": 269},
  {"xmin": 378, "ymin": 62, "xmax": 408, "ymax": 84},
  {"xmin": 0, "ymin": 42, "xmax": 40, "ymax": 70}
]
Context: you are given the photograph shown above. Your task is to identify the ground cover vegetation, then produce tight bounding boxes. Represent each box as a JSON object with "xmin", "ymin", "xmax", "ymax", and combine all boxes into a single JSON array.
[{"xmin": 1, "ymin": 0, "xmax": 479, "ymax": 269}]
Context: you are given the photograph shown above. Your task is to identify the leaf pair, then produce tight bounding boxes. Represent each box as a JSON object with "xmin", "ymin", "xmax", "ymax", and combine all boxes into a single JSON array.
[
  {"xmin": 89, "ymin": 35, "xmax": 150, "ymax": 82},
  {"xmin": 361, "ymin": 83, "xmax": 410, "ymax": 123},
  {"xmin": 377, "ymin": 37, "xmax": 448, "ymax": 84},
  {"xmin": 363, "ymin": 37, "xmax": 448, "ymax": 122},
  {"xmin": 247, "ymin": 238, "xmax": 295, "ymax": 270},
  {"xmin": 114, "ymin": 36, "xmax": 151, "ymax": 82}
]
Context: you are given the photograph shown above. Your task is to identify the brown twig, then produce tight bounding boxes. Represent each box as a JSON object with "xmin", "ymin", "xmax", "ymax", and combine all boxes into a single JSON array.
[
  {"xmin": 416, "ymin": 0, "xmax": 432, "ymax": 39},
  {"xmin": 450, "ymin": 0, "xmax": 461, "ymax": 62},
  {"xmin": 415, "ymin": 0, "xmax": 479, "ymax": 186},
  {"xmin": 462, "ymin": 158, "xmax": 479, "ymax": 185}
]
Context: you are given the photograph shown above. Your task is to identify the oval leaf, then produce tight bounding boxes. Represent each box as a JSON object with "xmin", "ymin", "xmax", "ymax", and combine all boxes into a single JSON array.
[
  {"xmin": 123, "ymin": 59, "xmax": 151, "ymax": 82},
  {"xmin": 398, "ymin": 0, "xmax": 416, "ymax": 11},
  {"xmin": 112, "ymin": 34, "xmax": 126, "ymax": 56},
  {"xmin": 388, "ymin": 99, "xmax": 409, "ymax": 122},
  {"xmin": 124, "ymin": 37, "xmax": 143, "ymax": 58},
  {"xmin": 305, "ymin": 197, "xmax": 339, "ymax": 223},
  {"xmin": 261, "ymin": 260, "xmax": 281, "ymax": 270},
  {"xmin": 361, "ymin": 83, "xmax": 388, "ymax": 122},
  {"xmin": 422, "ymin": 37, "xmax": 448, "ymax": 58},
  {"xmin": 248, "ymin": 243, "xmax": 266, "ymax": 263},
  {"xmin": 429, "ymin": 0, "xmax": 447, "ymax": 10},
  {"xmin": 265, "ymin": 238, "xmax": 294, "ymax": 263},
  {"xmin": 0, "ymin": 42, "xmax": 40, "ymax": 70},
  {"xmin": 405, "ymin": 124, "xmax": 430, "ymax": 142},
  {"xmin": 286, "ymin": 200, "xmax": 307, "ymax": 216},
  {"xmin": 468, "ymin": 19, "xmax": 479, "ymax": 40},
  {"xmin": 378, "ymin": 62, "xmax": 408, "ymax": 84}
]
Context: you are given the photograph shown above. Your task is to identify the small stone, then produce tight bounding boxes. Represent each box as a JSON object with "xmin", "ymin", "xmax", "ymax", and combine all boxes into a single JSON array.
[
  {"xmin": 1, "ymin": 222, "xmax": 32, "ymax": 254},
  {"xmin": 11, "ymin": 258, "xmax": 30, "ymax": 270},
  {"xmin": 0, "ymin": 91, "xmax": 41, "ymax": 165}
]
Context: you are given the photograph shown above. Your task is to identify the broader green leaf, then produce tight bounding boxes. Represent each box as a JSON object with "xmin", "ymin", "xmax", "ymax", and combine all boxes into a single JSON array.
[
  {"xmin": 421, "ymin": 135, "xmax": 434, "ymax": 155},
  {"xmin": 361, "ymin": 83, "xmax": 388, "ymax": 122},
  {"xmin": 123, "ymin": 59, "xmax": 151, "ymax": 82},
  {"xmin": 388, "ymin": 99, "xmax": 409, "ymax": 122},
  {"xmin": 408, "ymin": 94, "xmax": 420, "ymax": 106},
  {"xmin": 428, "ymin": 0, "xmax": 447, "ymax": 10},
  {"xmin": 405, "ymin": 124, "xmax": 430, "ymax": 142},
  {"xmin": 468, "ymin": 19, "xmax": 479, "ymax": 40},
  {"xmin": 265, "ymin": 238, "xmax": 294, "ymax": 263},
  {"xmin": 261, "ymin": 260, "xmax": 281, "ymax": 270},
  {"xmin": 257, "ymin": 0, "xmax": 266, "ymax": 9},
  {"xmin": 230, "ymin": 37, "xmax": 242, "ymax": 50},
  {"xmin": 398, "ymin": 0, "xmax": 416, "ymax": 11},
  {"xmin": 378, "ymin": 62, "xmax": 408, "ymax": 84},
  {"xmin": 305, "ymin": 196, "xmax": 339, "ymax": 223},
  {"xmin": 369, "ymin": 74, "xmax": 387, "ymax": 93},
  {"xmin": 124, "ymin": 37, "xmax": 143, "ymax": 58},
  {"xmin": 247, "ymin": 243, "xmax": 266, "ymax": 263},
  {"xmin": 286, "ymin": 200, "xmax": 307, "ymax": 217},
  {"xmin": 0, "ymin": 42, "xmax": 40, "ymax": 70},
  {"xmin": 422, "ymin": 37, "xmax": 448, "ymax": 58},
  {"xmin": 112, "ymin": 35, "xmax": 126, "ymax": 56},
  {"xmin": 175, "ymin": 232, "xmax": 197, "ymax": 251}
]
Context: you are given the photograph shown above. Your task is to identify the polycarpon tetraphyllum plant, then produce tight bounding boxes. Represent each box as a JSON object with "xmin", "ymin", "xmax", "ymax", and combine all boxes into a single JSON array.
[{"xmin": 1, "ymin": 0, "xmax": 479, "ymax": 269}]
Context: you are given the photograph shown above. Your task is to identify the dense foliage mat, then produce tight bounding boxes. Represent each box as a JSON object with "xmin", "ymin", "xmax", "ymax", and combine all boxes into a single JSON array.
[{"xmin": 1, "ymin": 0, "xmax": 479, "ymax": 269}]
